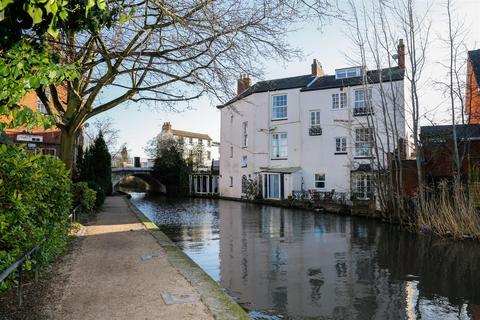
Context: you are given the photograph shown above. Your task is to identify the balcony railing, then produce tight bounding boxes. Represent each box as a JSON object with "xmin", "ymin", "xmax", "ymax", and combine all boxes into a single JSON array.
[
  {"xmin": 353, "ymin": 106, "xmax": 373, "ymax": 116},
  {"xmin": 309, "ymin": 126, "xmax": 322, "ymax": 136}
]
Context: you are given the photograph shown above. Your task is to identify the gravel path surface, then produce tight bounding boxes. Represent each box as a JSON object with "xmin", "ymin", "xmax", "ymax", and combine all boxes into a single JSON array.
[{"xmin": 21, "ymin": 196, "xmax": 214, "ymax": 320}]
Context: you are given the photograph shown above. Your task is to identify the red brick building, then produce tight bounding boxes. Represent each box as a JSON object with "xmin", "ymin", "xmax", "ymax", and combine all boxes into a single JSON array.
[
  {"xmin": 4, "ymin": 91, "xmax": 63, "ymax": 156},
  {"xmin": 3, "ymin": 87, "xmax": 82, "ymax": 157},
  {"xmin": 420, "ymin": 125, "xmax": 480, "ymax": 183},
  {"xmin": 466, "ymin": 49, "xmax": 480, "ymax": 123}
]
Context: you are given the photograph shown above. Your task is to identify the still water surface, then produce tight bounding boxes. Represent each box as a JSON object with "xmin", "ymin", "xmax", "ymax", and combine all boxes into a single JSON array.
[{"xmin": 130, "ymin": 193, "xmax": 480, "ymax": 320}]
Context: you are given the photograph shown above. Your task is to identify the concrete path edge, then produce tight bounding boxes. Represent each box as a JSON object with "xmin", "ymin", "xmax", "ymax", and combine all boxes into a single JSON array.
[{"xmin": 124, "ymin": 196, "xmax": 250, "ymax": 320}]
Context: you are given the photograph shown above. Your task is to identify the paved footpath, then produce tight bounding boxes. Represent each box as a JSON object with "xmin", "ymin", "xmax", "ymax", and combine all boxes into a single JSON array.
[{"xmin": 41, "ymin": 196, "xmax": 214, "ymax": 320}]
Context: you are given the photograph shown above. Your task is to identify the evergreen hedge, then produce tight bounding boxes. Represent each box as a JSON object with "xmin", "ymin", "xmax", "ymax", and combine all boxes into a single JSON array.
[
  {"xmin": 76, "ymin": 132, "xmax": 112, "ymax": 206},
  {"xmin": 0, "ymin": 145, "xmax": 72, "ymax": 290}
]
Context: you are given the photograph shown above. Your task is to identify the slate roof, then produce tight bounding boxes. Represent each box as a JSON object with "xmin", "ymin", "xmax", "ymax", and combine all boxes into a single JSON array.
[
  {"xmin": 172, "ymin": 129, "xmax": 212, "ymax": 141},
  {"xmin": 217, "ymin": 67, "xmax": 404, "ymax": 108},
  {"xmin": 421, "ymin": 124, "xmax": 480, "ymax": 140},
  {"xmin": 217, "ymin": 74, "xmax": 315, "ymax": 108},
  {"xmin": 469, "ymin": 49, "xmax": 480, "ymax": 86},
  {"xmin": 301, "ymin": 67, "xmax": 404, "ymax": 92}
]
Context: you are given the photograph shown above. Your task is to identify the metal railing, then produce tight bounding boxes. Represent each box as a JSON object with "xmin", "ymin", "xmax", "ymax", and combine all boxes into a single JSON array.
[
  {"xmin": 291, "ymin": 190, "xmax": 349, "ymax": 204},
  {"xmin": 0, "ymin": 246, "xmax": 40, "ymax": 306},
  {"xmin": 69, "ymin": 204, "xmax": 82, "ymax": 223},
  {"xmin": 1, "ymin": 205, "xmax": 81, "ymax": 306}
]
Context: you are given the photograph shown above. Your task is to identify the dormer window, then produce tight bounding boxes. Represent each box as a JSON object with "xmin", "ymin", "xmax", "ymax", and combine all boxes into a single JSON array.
[{"xmin": 335, "ymin": 67, "xmax": 363, "ymax": 79}]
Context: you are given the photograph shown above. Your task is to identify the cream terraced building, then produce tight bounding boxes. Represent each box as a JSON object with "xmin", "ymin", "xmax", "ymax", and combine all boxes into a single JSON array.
[{"xmin": 217, "ymin": 46, "xmax": 407, "ymax": 201}]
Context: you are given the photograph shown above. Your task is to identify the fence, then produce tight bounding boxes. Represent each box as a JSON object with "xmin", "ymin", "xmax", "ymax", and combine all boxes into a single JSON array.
[
  {"xmin": 0, "ymin": 246, "xmax": 40, "ymax": 306},
  {"xmin": 69, "ymin": 204, "xmax": 82, "ymax": 223},
  {"xmin": 291, "ymin": 190, "xmax": 349, "ymax": 204}
]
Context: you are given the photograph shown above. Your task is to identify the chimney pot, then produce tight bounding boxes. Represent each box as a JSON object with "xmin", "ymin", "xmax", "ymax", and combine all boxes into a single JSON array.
[
  {"xmin": 311, "ymin": 59, "xmax": 324, "ymax": 77},
  {"xmin": 237, "ymin": 74, "xmax": 252, "ymax": 95},
  {"xmin": 397, "ymin": 39, "xmax": 405, "ymax": 69},
  {"xmin": 162, "ymin": 122, "xmax": 172, "ymax": 132}
]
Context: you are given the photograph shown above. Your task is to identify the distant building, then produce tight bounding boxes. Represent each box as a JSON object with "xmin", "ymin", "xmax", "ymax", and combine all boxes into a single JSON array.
[
  {"xmin": 218, "ymin": 41, "xmax": 407, "ymax": 201},
  {"xmin": 3, "ymin": 88, "xmax": 83, "ymax": 158},
  {"xmin": 157, "ymin": 122, "xmax": 220, "ymax": 195},
  {"xmin": 466, "ymin": 49, "xmax": 480, "ymax": 123},
  {"xmin": 158, "ymin": 122, "xmax": 219, "ymax": 170}
]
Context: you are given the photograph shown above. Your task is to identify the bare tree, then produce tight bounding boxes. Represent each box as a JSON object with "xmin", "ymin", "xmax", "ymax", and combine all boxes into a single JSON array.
[
  {"xmin": 85, "ymin": 116, "xmax": 119, "ymax": 149},
  {"xmin": 35, "ymin": 0, "xmax": 335, "ymax": 169},
  {"xmin": 346, "ymin": 0, "xmax": 431, "ymax": 222},
  {"xmin": 433, "ymin": 0, "xmax": 469, "ymax": 180},
  {"xmin": 397, "ymin": 0, "xmax": 431, "ymax": 194}
]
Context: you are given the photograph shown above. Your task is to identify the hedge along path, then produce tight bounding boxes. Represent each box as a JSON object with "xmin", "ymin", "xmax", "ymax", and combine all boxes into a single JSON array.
[
  {"xmin": 39, "ymin": 196, "xmax": 223, "ymax": 320},
  {"xmin": 126, "ymin": 196, "xmax": 250, "ymax": 320}
]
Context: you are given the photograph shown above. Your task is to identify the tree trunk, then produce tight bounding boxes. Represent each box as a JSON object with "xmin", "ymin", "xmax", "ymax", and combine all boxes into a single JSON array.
[{"xmin": 60, "ymin": 128, "xmax": 76, "ymax": 172}]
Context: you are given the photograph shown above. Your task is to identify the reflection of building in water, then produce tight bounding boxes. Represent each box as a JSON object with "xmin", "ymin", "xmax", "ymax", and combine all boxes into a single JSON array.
[{"xmin": 218, "ymin": 201, "xmax": 414, "ymax": 318}]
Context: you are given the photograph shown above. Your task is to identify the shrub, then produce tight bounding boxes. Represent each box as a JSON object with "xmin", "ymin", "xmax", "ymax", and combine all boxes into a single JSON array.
[
  {"xmin": 72, "ymin": 182, "xmax": 96, "ymax": 213},
  {"xmin": 0, "ymin": 144, "xmax": 72, "ymax": 290},
  {"xmin": 78, "ymin": 133, "xmax": 112, "ymax": 197},
  {"xmin": 87, "ymin": 181, "xmax": 105, "ymax": 208}
]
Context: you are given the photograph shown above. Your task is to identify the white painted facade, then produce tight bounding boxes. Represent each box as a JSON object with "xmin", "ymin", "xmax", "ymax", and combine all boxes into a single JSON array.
[
  {"xmin": 157, "ymin": 122, "xmax": 220, "ymax": 170},
  {"xmin": 219, "ymin": 66, "xmax": 405, "ymax": 200}
]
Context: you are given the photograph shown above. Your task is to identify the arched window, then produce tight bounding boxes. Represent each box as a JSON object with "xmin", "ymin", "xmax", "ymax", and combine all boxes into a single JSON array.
[{"xmin": 241, "ymin": 175, "xmax": 248, "ymax": 194}]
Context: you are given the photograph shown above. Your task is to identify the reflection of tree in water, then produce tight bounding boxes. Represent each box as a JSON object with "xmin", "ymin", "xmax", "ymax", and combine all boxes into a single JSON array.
[
  {"xmin": 376, "ymin": 225, "xmax": 480, "ymax": 305},
  {"xmin": 308, "ymin": 268, "xmax": 325, "ymax": 303}
]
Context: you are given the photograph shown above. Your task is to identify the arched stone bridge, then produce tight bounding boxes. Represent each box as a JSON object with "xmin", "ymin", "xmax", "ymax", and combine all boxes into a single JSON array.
[{"xmin": 112, "ymin": 167, "xmax": 166, "ymax": 193}]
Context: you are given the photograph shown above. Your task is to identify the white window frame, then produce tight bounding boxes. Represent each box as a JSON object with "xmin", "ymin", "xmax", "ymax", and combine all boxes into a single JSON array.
[
  {"xmin": 229, "ymin": 176, "xmax": 233, "ymax": 187},
  {"xmin": 335, "ymin": 136, "xmax": 347, "ymax": 153},
  {"xmin": 242, "ymin": 121, "xmax": 248, "ymax": 147},
  {"xmin": 271, "ymin": 95, "xmax": 287, "ymax": 120},
  {"xmin": 332, "ymin": 93, "xmax": 339, "ymax": 109},
  {"xmin": 310, "ymin": 110, "xmax": 320, "ymax": 127},
  {"xmin": 354, "ymin": 88, "xmax": 372, "ymax": 113},
  {"xmin": 335, "ymin": 67, "xmax": 362, "ymax": 79},
  {"xmin": 340, "ymin": 92, "xmax": 347, "ymax": 108},
  {"xmin": 207, "ymin": 151, "xmax": 211, "ymax": 160},
  {"xmin": 37, "ymin": 90, "xmax": 51, "ymax": 115},
  {"xmin": 241, "ymin": 155, "xmax": 247, "ymax": 167},
  {"xmin": 314, "ymin": 173, "xmax": 326, "ymax": 189},
  {"xmin": 264, "ymin": 173, "xmax": 281, "ymax": 199},
  {"xmin": 37, "ymin": 97, "xmax": 48, "ymax": 114},
  {"xmin": 355, "ymin": 127, "xmax": 373, "ymax": 157},
  {"xmin": 353, "ymin": 174, "xmax": 372, "ymax": 200},
  {"xmin": 271, "ymin": 132, "xmax": 288, "ymax": 159}
]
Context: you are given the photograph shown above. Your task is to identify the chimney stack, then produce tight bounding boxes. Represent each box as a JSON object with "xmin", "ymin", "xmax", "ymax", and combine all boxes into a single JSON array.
[
  {"xmin": 237, "ymin": 74, "xmax": 252, "ymax": 95},
  {"xmin": 397, "ymin": 39, "xmax": 405, "ymax": 69},
  {"xmin": 311, "ymin": 59, "xmax": 324, "ymax": 77},
  {"xmin": 162, "ymin": 122, "xmax": 172, "ymax": 132}
]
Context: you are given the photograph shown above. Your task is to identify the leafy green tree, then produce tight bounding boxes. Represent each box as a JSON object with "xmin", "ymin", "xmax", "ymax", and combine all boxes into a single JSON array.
[
  {"xmin": 0, "ymin": 0, "xmax": 107, "ymax": 144},
  {"xmin": 1, "ymin": 0, "xmax": 332, "ymax": 170},
  {"xmin": 152, "ymin": 139, "xmax": 190, "ymax": 196}
]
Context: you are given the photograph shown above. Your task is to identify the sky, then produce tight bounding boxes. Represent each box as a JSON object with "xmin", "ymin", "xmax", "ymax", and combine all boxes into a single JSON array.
[{"xmin": 91, "ymin": 0, "xmax": 480, "ymax": 159}]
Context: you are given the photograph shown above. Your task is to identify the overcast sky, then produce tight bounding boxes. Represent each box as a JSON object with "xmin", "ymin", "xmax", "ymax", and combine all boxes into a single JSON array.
[{"xmin": 91, "ymin": 0, "xmax": 480, "ymax": 159}]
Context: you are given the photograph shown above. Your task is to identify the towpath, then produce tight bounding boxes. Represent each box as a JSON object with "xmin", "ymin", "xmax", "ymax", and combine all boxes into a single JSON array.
[{"xmin": 38, "ymin": 196, "xmax": 214, "ymax": 320}]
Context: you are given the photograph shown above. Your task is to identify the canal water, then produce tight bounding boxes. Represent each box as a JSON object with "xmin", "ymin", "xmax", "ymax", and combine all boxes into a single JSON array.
[{"xmin": 130, "ymin": 193, "xmax": 480, "ymax": 320}]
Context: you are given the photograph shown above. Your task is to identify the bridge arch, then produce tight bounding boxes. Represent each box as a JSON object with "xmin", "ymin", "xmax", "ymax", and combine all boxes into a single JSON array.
[{"xmin": 112, "ymin": 168, "xmax": 166, "ymax": 194}]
